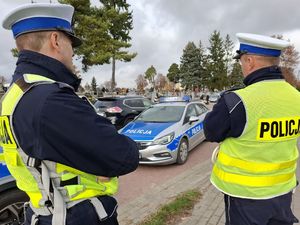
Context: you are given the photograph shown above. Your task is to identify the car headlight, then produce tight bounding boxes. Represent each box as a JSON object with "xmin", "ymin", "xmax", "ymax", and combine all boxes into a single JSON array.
[{"xmin": 151, "ymin": 132, "xmax": 175, "ymax": 145}]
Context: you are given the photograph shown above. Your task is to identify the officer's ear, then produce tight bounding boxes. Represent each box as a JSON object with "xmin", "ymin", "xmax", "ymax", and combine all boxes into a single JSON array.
[
  {"xmin": 245, "ymin": 55, "xmax": 256, "ymax": 71},
  {"xmin": 49, "ymin": 31, "xmax": 60, "ymax": 50}
]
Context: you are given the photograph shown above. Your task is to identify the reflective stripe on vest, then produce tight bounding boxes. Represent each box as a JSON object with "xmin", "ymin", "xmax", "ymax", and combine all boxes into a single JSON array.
[
  {"xmin": 217, "ymin": 151, "xmax": 297, "ymax": 173},
  {"xmin": 0, "ymin": 74, "xmax": 118, "ymax": 224},
  {"xmin": 211, "ymin": 80, "xmax": 300, "ymax": 199}
]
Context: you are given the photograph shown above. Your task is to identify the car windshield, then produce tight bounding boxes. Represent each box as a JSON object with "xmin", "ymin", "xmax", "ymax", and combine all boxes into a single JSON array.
[
  {"xmin": 136, "ymin": 105, "xmax": 185, "ymax": 123},
  {"xmin": 94, "ymin": 99, "xmax": 117, "ymax": 109}
]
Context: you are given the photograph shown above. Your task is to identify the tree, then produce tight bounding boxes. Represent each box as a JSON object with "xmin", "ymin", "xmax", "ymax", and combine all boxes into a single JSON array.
[
  {"xmin": 179, "ymin": 42, "xmax": 202, "ymax": 90},
  {"xmin": 91, "ymin": 76, "xmax": 97, "ymax": 94},
  {"xmin": 0, "ymin": 76, "xmax": 6, "ymax": 92},
  {"xmin": 100, "ymin": 0, "xmax": 137, "ymax": 90},
  {"xmin": 224, "ymin": 34, "xmax": 234, "ymax": 77},
  {"xmin": 135, "ymin": 74, "xmax": 148, "ymax": 94},
  {"xmin": 145, "ymin": 65, "xmax": 157, "ymax": 89},
  {"xmin": 59, "ymin": 0, "xmax": 112, "ymax": 71},
  {"xmin": 11, "ymin": 48, "xmax": 18, "ymax": 57},
  {"xmin": 84, "ymin": 82, "xmax": 91, "ymax": 92},
  {"xmin": 155, "ymin": 73, "xmax": 167, "ymax": 92},
  {"xmin": 197, "ymin": 41, "xmax": 209, "ymax": 90},
  {"xmin": 77, "ymin": 85, "xmax": 85, "ymax": 93},
  {"xmin": 165, "ymin": 81, "xmax": 175, "ymax": 93},
  {"xmin": 103, "ymin": 80, "xmax": 116, "ymax": 90},
  {"xmin": 228, "ymin": 62, "xmax": 244, "ymax": 88},
  {"xmin": 167, "ymin": 63, "xmax": 180, "ymax": 83},
  {"xmin": 273, "ymin": 35, "xmax": 300, "ymax": 87},
  {"xmin": 207, "ymin": 30, "xmax": 227, "ymax": 91}
]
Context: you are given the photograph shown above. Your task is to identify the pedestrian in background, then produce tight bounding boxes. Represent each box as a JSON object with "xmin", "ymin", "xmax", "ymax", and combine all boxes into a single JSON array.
[
  {"xmin": 205, "ymin": 94, "xmax": 209, "ymax": 104},
  {"xmin": 1, "ymin": 3, "xmax": 138, "ymax": 225},
  {"xmin": 204, "ymin": 33, "xmax": 299, "ymax": 225}
]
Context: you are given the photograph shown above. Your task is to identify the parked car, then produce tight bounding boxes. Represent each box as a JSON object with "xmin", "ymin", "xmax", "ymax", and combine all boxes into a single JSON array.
[
  {"xmin": 0, "ymin": 147, "xmax": 29, "ymax": 225},
  {"xmin": 94, "ymin": 96, "xmax": 153, "ymax": 129},
  {"xmin": 119, "ymin": 96, "xmax": 209, "ymax": 165},
  {"xmin": 209, "ymin": 93, "xmax": 221, "ymax": 103}
]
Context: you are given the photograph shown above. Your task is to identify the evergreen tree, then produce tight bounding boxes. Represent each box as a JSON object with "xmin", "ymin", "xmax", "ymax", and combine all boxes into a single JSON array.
[
  {"xmin": 91, "ymin": 76, "xmax": 97, "ymax": 94},
  {"xmin": 59, "ymin": 0, "xmax": 112, "ymax": 71},
  {"xmin": 59, "ymin": 0, "xmax": 136, "ymax": 84},
  {"xmin": 207, "ymin": 30, "xmax": 227, "ymax": 91},
  {"xmin": 179, "ymin": 42, "xmax": 201, "ymax": 90},
  {"xmin": 224, "ymin": 34, "xmax": 234, "ymax": 77},
  {"xmin": 198, "ymin": 41, "xmax": 209, "ymax": 90},
  {"xmin": 100, "ymin": 0, "xmax": 137, "ymax": 90},
  {"xmin": 228, "ymin": 62, "xmax": 244, "ymax": 88},
  {"xmin": 166, "ymin": 63, "xmax": 180, "ymax": 83}
]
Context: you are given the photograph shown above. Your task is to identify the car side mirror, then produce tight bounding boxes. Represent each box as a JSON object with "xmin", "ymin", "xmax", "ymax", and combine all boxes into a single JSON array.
[{"xmin": 189, "ymin": 116, "xmax": 199, "ymax": 124}]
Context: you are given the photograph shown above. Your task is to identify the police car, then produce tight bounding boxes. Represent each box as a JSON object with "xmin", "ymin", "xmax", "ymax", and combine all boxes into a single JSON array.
[{"xmin": 120, "ymin": 97, "xmax": 209, "ymax": 165}]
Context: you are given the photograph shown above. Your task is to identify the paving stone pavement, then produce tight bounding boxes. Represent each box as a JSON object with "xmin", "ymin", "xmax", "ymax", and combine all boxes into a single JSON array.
[
  {"xmin": 118, "ymin": 160, "xmax": 212, "ymax": 225},
  {"xmin": 118, "ymin": 158, "xmax": 300, "ymax": 225},
  {"xmin": 178, "ymin": 160, "xmax": 300, "ymax": 225}
]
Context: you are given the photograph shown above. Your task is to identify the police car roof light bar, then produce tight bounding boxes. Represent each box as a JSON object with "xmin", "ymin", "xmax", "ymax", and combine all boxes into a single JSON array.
[{"xmin": 159, "ymin": 96, "xmax": 191, "ymax": 103}]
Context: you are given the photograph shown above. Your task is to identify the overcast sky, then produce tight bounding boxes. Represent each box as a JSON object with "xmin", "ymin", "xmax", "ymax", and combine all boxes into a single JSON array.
[{"xmin": 1, "ymin": 0, "xmax": 300, "ymax": 88}]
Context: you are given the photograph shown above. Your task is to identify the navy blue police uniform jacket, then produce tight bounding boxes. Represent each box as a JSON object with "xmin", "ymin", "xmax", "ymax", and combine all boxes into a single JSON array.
[
  {"xmin": 12, "ymin": 50, "xmax": 139, "ymax": 177},
  {"xmin": 204, "ymin": 66, "xmax": 285, "ymax": 142}
]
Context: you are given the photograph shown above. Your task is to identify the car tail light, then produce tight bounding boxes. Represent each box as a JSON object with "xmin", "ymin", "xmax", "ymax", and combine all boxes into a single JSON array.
[{"xmin": 106, "ymin": 106, "xmax": 123, "ymax": 113}]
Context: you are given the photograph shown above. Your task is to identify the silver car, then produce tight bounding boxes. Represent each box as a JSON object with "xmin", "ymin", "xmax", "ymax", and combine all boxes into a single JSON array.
[{"xmin": 120, "ymin": 99, "xmax": 209, "ymax": 165}]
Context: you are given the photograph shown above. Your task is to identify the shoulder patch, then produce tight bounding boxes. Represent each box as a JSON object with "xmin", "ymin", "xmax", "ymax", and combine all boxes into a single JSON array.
[{"xmin": 223, "ymin": 92, "xmax": 243, "ymax": 114}]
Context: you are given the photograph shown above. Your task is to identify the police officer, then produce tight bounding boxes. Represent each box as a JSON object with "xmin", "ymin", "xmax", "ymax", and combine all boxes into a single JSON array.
[
  {"xmin": 1, "ymin": 3, "xmax": 138, "ymax": 225},
  {"xmin": 204, "ymin": 33, "xmax": 300, "ymax": 225}
]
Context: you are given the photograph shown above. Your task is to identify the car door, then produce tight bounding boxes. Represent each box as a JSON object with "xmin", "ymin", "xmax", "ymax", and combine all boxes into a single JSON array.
[
  {"xmin": 123, "ymin": 98, "xmax": 144, "ymax": 115},
  {"xmin": 182, "ymin": 104, "xmax": 199, "ymax": 149},
  {"xmin": 194, "ymin": 103, "xmax": 209, "ymax": 144}
]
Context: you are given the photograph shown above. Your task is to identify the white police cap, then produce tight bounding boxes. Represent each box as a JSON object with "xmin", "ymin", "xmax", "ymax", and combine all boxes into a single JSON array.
[
  {"xmin": 2, "ymin": 3, "xmax": 82, "ymax": 47},
  {"xmin": 233, "ymin": 33, "xmax": 289, "ymax": 59}
]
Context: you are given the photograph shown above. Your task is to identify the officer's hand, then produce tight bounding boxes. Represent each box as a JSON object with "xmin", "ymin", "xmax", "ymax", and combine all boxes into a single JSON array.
[{"xmin": 97, "ymin": 176, "xmax": 111, "ymax": 183}]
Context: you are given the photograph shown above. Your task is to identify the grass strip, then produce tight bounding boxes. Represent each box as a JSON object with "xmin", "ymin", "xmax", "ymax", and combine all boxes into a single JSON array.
[{"xmin": 139, "ymin": 189, "xmax": 202, "ymax": 225}]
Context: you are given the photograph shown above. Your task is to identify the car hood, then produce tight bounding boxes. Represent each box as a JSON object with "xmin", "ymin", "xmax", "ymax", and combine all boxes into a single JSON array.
[{"xmin": 120, "ymin": 121, "xmax": 175, "ymax": 141}]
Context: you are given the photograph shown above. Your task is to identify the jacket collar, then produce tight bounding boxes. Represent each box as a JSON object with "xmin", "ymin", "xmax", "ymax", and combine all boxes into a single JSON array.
[
  {"xmin": 13, "ymin": 50, "xmax": 81, "ymax": 91},
  {"xmin": 243, "ymin": 66, "xmax": 284, "ymax": 86}
]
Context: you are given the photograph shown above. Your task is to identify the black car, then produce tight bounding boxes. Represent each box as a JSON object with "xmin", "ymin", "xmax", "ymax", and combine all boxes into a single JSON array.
[{"xmin": 94, "ymin": 96, "xmax": 153, "ymax": 129}]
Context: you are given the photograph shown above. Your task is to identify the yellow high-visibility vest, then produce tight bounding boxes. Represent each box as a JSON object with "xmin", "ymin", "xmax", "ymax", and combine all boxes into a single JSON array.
[
  {"xmin": 0, "ymin": 74, "xmax": 118, "ymax": 209},
  {"xmin": 211, "ymin": 80, "xmax": 300, "ymax": 199}
]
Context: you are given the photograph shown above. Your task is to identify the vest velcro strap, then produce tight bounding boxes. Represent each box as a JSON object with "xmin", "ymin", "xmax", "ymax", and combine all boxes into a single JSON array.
[
  {"xmin": 213, "ymin": 165, "xmax": 295, "ymax": 187},
  {"xmin": 60, "ymin": 176, "xmax": 79, "ymax": 186},
  {"xmin": 218, "ymin": 151, "xmax": 297, "ymax": 173},
  {"xmin": 26, "ymin": 157, "xmax": 41, "ymax": 168}
]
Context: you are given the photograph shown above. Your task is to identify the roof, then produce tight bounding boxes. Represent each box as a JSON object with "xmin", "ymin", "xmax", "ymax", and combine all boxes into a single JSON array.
[{"xmin": 154, "ymin": 102, "xmax": 189, "ymax": 107}]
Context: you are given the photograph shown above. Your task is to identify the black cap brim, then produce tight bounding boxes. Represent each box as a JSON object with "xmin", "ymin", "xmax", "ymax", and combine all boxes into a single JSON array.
[
  {"xmin": 64, "ymin": 31, "xmax": 82, "ymax": 48},
  {"xmin": 233, "ymin": 50, "xmax": 248, "ymax": 60}
]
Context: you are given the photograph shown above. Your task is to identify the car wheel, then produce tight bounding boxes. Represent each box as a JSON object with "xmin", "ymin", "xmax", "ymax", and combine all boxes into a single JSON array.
[
  {"xmin": 176, "ymin": 138, "xmax": 189, "ymax": 164},
  {"xmin": 0, "ymin": 188, "xmax": 29, "ymax": 225}
]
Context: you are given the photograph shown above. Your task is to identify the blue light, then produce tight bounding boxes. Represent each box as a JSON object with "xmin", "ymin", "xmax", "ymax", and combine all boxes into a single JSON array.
[{"xmin": 159, "ymin": 96, "xmax": 190, "ymax": 103}]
